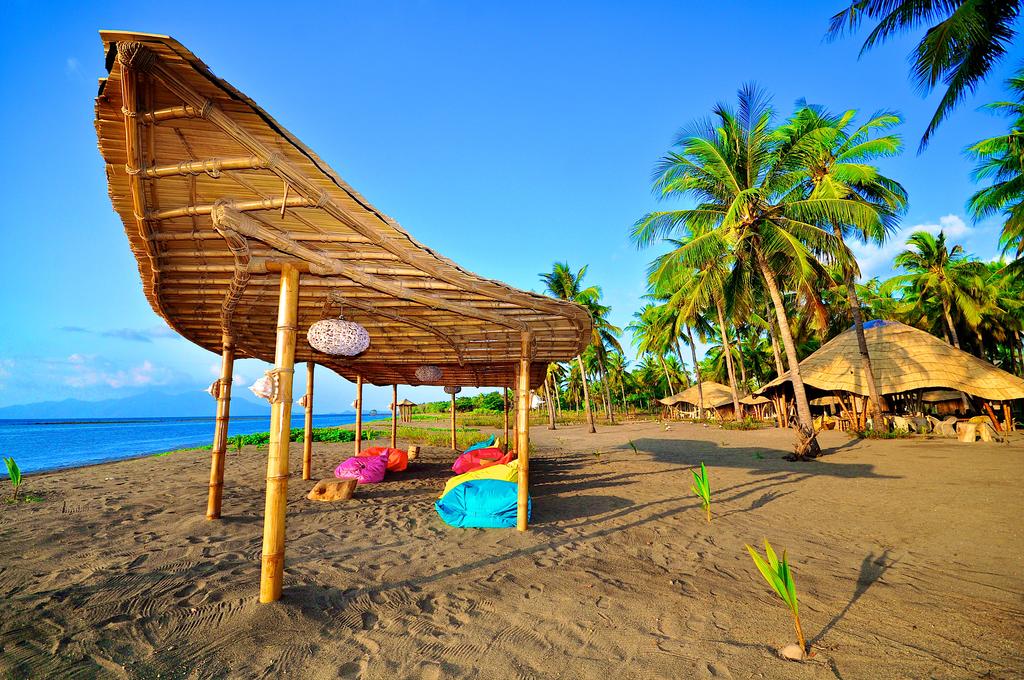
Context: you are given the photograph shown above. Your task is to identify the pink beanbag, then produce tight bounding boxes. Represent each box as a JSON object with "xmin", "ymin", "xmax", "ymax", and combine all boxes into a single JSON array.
[
  {"xmin": 357, "ymin": 446, "xmax": 409, "ymax": 473},
  {"xmin": 335, "ymin": 453, "xmax": 387, "ymax": 484},
  {"xmin": 452, "ymin": 448, "xmax": 515, "ymax": 475}
]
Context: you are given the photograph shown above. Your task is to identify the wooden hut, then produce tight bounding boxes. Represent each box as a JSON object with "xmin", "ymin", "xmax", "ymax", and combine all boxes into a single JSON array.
[
  {"xmin": 757, "ymin": 320, "xmax": 1024, "ymax": 430},
  {"xmin": 396, "ymin": 399, "xmax": 416, "ymax": 423},
  {"xmin": 662, "ymin": 382, "xmax": 740, "ymax": 419},
  {"xmin": 93, "ymin": 32, "xmax": 591, "ymax": 603}
]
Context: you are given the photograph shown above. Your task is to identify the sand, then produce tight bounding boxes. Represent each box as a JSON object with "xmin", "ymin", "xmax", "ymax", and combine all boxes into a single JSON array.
[{"xmin": 1, "ymin": 420, "xmax": 1022, "ymax": 679}]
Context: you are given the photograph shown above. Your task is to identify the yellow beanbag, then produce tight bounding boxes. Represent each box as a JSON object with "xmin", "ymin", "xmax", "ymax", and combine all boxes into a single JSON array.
[{"xmin": 440, "ymin": 459, "xmax": 519, "ymax": 499}]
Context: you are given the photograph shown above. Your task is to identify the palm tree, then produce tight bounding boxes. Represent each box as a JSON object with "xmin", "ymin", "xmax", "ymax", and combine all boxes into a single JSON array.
[
  {"xmin": 633, "ymin": 86, "xmax": 883, "ymax": 458},
  {"xmin": 582, "ymin": 296, "xmax": 624, "ymax": 423},
  {"xmin": 627, "ymin": 304, "xmax": 679, "ymax": 397},
  {"xmin": 649, "ymin": 242, "xmax": 743, "ymax": 416},
  {"xmin": 968, "ymin": 67, "xmax": 1024, "ymax": 272},
  {"xmin": 540, "ymin": 263, "xmax": 599, "ymax": 433},
  {"xmin": 826, "ymin": 0, "xmax": 1022, "ymax": 148},
  {"xmin": 783, "ymin": 104, "xmax": 908, "ymax": 419},
  {"xmin": 892, "ymin": 231, "xmax": 987, "ymax": 349}
]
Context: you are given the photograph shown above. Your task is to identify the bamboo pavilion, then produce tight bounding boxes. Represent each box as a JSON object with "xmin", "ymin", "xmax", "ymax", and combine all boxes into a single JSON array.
[
  {"xmin": 757, "ymin": 320, "xmax": 1024, "ymax": 430},
  {"xmin": 94, "ymin": 32, "xmax": 591, "ymax": 603}
]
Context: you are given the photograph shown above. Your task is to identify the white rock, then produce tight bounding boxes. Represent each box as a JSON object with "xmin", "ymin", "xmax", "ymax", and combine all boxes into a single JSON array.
[{"xmin": 779, "ymin": 644, "xmax": 805, "ymax": 661}]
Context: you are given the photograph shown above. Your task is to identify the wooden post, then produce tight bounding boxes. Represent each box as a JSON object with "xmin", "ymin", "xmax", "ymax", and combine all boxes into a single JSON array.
[
  {"xmin": 983, "ymin": 402, "xmax": 1003, "ymax": 433},
  {"xmin": 302, "ymin": 362, "xmax": 314, "ymax": 481},
  {"xmin": 259, "ymin": 264, "xmax": 299, "ymax": 603},
  {"xmin": 517, "ymin": 333, "xmax": 532, "ymax": 532},
  {"xmin": 354, "ymin": 375, "xmax": 363, "ymax": 456},
  {"xmin": 450, "ymin": 391, "xmax": 458, "ymax": 451},
  {"xmin": 1004, "ymin": 403, "xmax": 1013, "ymax": 433},
  {"xmin": 503, "ymin": 387, "xmax": 510, "ymax": 452},
  {"xmin": 206, "ymin": 333, "xmax": 234, "ymax": 520},
  {"xmin": 391, "ymin": 384, "xmax": 398, "ymax": 448}
]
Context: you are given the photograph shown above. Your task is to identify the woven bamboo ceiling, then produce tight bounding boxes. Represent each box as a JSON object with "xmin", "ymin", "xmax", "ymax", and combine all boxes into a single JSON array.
[{"xmin": 94, "ymin": 32, "xmax": 590, "ymax": 388}]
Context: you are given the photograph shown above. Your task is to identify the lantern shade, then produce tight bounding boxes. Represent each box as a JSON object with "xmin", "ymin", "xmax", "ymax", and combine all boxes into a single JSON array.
[
  {"xmin": 444, "ymin": 385, "xmax": 462, "ymax": 395},
  {"xmin": 307, "ymin": 318, "xmax": 370, "ymax": 356},
  {"xmin": 415, "ymin": 365, "xmax": 443, "ymax": 382}
]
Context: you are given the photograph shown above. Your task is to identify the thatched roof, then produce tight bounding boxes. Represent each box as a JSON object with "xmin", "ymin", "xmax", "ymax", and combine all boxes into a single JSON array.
[
  {"xmin": 94, "ymin": 32, "xmax": 590, "ymax": 389},
  {"xmin": 758, "ymin": 320, "xmax": 1024, "ymax": 402},
  {"xmin": 661, "ymin": 382, "xmax": 736, "ymax": 408},
  {"xmin": 396, "ymin": 399, "xmax": 417, "ymax": 407},
  {"xmin": 740, "ymin": 394, "xmax": 770, "ymax": 406}
]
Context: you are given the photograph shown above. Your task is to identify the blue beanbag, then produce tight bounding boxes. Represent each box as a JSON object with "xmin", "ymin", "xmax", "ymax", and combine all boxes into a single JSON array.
[
  {"xmin": 464, "ymin": 435, "xmax": 496, "ymax": 453},
  {"xmin": 435, "ymin": 479, "xmax": 530, "ymax": 528}
]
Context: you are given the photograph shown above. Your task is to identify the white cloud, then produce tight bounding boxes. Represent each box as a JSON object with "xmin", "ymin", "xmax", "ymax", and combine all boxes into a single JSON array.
[
  {"xmin": 62, "ymin": 355, "xmax": 179, "ymax": 389},
  {"xmin": 850, "ymin": 213, "xmax": 974, "ymax": 281}
]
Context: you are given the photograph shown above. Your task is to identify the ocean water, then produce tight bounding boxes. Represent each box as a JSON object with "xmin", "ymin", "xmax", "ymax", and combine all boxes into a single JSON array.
[{"xmin": 0, "ymin": 413, "xmax": 385, "ymax": 474}]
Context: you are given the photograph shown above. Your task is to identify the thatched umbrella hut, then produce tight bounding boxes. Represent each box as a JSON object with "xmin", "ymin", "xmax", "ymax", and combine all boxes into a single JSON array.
[
  {"xmin": 757, "ymin": 320, "xmax": 1024, "ymax": 430},
  {"xmin": 662, "ymin": 382, "xmax": 740, "ymax": 419},
  {"xmin": 396, "ymin": 399, "xmax": 416, "ymax": 423},
  {"xmin": 94, "ymin": 32, "xmax": 591, "ymax": 602}
]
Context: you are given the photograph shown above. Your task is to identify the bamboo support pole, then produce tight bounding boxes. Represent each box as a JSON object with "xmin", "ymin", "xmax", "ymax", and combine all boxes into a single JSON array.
[
  {"xmin": 206, "ymin": 334, "xmax": 234, "ymax": 520},
  {"xmin": 503, "ymin": 388, "xmax": 510, "ymax": 452},
  {"xmin": 391, "ymin": 385, "xmax": 398, "ymax": 448},
  {"xmin": 302, "ymin": 362, "xmax": 314, "ymax": 480},
  {"xmin": 450, "ymin": 392, "xmax": 457, "ymax": 451},
  {"xmin": 259, "ymin": 264, "xmax": 299, "ymax": 604},
  {"xmin": 1004, "ymin": 403, "xmax": 1013, "ymax": 433},
  {"xmin": 354, "ymin": 375, "xmax": 363, "ymax": 455},
  {"xmin": 517, "ymin": 332, "xmax": 532, "ymax": 532}
]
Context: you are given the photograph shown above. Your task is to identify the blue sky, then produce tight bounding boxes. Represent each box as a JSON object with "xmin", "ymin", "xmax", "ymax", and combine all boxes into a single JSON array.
[{"xmin": 0, "ymin": 1, "xmax": 1016, "ymax": 410}]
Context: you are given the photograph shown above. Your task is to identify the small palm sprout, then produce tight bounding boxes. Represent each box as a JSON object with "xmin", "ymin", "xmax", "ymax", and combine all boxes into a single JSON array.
[
  {"xmin": 747, "ymin": 540, "xmax": 807, "ymax": 656},
  {"xmin": 691, "ymin": 462, "xmax": 711, "ymax": 523},
  {"xmin": 232, "ymin": 435, "xmax": 244, "ymax": 455},
  {"xmin": 4, "ymin": 456, "xmax": 23, "ymax": 502}
]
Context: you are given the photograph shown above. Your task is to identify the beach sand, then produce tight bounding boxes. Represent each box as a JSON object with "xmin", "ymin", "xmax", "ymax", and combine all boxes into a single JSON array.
[{"xmin": 1, "ymin": 421, "xmax": 1022, "ymax": 678}]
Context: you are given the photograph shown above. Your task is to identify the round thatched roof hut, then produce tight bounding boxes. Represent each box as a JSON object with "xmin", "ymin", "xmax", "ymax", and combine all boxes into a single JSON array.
[{"xmin": 758, "ymin": 320, "xmax": 1024, "ymax": 402}]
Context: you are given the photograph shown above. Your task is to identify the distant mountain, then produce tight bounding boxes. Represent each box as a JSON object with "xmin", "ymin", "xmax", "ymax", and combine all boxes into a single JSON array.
[{"xmin": 0, "ymin": 390, "xmax": 304, "ymax": 420}]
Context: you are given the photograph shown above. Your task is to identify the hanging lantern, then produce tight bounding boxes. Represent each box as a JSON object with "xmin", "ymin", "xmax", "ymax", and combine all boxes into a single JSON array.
[
  {"xmin": 415, "ymin": 365, "xmax": 443, "ymax": 383},
  {"xmin": 307, "ymin": 312, "xmax": 370, "ymax": 356},
  {"xmin": 444, "ymin": 385, "xmax": 462, "ymax": 395}
]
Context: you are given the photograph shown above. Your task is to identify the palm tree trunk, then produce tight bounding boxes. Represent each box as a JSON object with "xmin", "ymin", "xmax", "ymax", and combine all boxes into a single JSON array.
[
  {"xmin": 942, "ymin": 300, "xmax": 961, "ymax": 349},
  {"xmin": 842, "ymin": 270, "xmax": 888, "ymax": 421},
  {"xmin": 755, "ymin": 248, "xmax": 820, "ymax": 458},
  {"xmin": 576, "ymin": 355, "xmax": 596, "ymax": 433},
  {"xmin": 597, "ymin": 353, "xmax": 615, "ymax": 424},
  {"xmin": 715, "ymin": 298, "xmax": 742, "ymax": 417},
  {"xmin": 735, "ymin": 328, "xmax": 749, "ymax": 389},
  {"xmin": 619, "ymin": 377, "xmax": 628, "ymax": 414},
  {"xmin": 544, "ymin": 377, "xmax": 557, "ymax": 430},
  {"xmin": 659, "ymin": 355, "xmax": 675, "ymax": 396},
  {"xmin": 687, "ymin": 325, "xmax": 705, "ymax": 414},
  {"xmin": 767, "ymin": 309, "xmax": 786, "ymax": 376},
  {"xmin": 674, "ymin": 340, "xmax": 691, "ymax": 388}
]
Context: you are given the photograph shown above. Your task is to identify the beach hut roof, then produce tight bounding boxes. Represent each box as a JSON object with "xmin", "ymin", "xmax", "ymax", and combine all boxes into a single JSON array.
[
  {"xmin": 740, "ymin": 394, "xmax": 770, "ymax": 405},
  {"xmin": 757, "ymin": 321, "xmax": 1024, "ymax": 402},
  {"xmin": 94, "ymin": 32, "xmax": 590, "ymax": 389},
  {"xmin": 396, "ymin": 399, "xmax": 417, "ymax": 407},
  {"xmin": 662, "ymin": 382, "xmax": 737, "ymax": 409}
]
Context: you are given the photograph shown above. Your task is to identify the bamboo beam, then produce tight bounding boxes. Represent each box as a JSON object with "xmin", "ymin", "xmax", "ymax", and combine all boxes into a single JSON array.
[
  {"xmin": 450, "ymin": 391, "xmax": 457, "ymax": 452},
  {"xmin": 983, "ymin": 402, "xmax": 1003, "ymax": 433},
  {"xmin": 143, "ymin": 155, "xmax": 268, "ymax": 179},
  {"xmin": 1004, "ymin": 403, "xmax": 1013, "ymax": 433},
  {"xmin": 150, "ymin": 195, "xmax": 314, "ymax": 221},
  {"xmin": 302, "ymin": 362, "xmax": 314, "ymax": 480},
  {"xmin": 517, "ymin": 332, "xmax": 532, "ymax": 531},
  {"xmin": 206, "ymin": 333, "xmax": 234, "ymax": 520},
  {"xmin": 354, "ymin": 375, "xmax": 363, "ymax": 455},
  {"xmin": 259, "ymin": 264, "xmax": 299, "ymax": 604},
  {"xmin": 391, "ymin": 385, "xmax": 398, "ymax": 448},
  {"xmin": 138, "ymin": 102, "xmax": 208, "ymax": 124}
]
